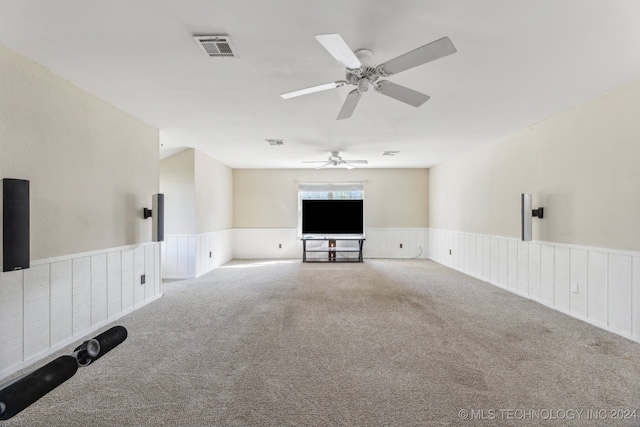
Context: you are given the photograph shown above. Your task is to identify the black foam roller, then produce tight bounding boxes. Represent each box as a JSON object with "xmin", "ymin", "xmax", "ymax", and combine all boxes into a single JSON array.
[
  {"xmin": 0, "ymin": 355, "xmax": 78, "ymax": 420},
  {"xmin": 74, "ymin": 326, "xmax": 127, "ymax": 365}
]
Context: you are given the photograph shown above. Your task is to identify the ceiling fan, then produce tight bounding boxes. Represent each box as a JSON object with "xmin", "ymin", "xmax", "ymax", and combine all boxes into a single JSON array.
[
  {"xmin": 304, "ymin": 151, "xmax": 368, "ymax": 169},
  {"xmin": 281, "ymin": 34, "xmax": 457, "ymax": 120}
]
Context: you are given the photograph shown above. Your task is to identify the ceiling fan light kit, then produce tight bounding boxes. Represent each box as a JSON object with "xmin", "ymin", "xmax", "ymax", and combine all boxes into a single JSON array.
[{"xmin": 281, "ymin": 33, "xmax": 457, "ymax": 120}]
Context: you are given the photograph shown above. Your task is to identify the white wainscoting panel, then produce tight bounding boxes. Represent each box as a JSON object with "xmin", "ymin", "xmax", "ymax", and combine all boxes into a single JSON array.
[
  {"xmin": 482, "ymin": 236, "xmax": 492, "ymax": 282},
  {"xmin": 233, "ymin": 228, "xmax": 301, "ymax": 260},
  {"xmin": 162, "ymin": 235, "xmax": 186, "ymax": 280},
  {"xmin": 91, "ymin": 254, "xmax": 108, "ymax": 327},
  {"xmin": 164, "ymin": 236, "xmax": 178, "ymax": 278},
  {"xmin": 540, "ymin": 244, "xmax": 555, "ymax": 306},
  {"xmin": 569, "ymin": 249, "xmax": 588, "ymax": 320},
  {"xmin": 553, "ymin": 246, "xmax": 571, "ymax": 313},
  {"xmin": 365, "ymin": 228, "xmax": 385, "ymax": 259},
  {"xmin": 587, "ymin": 251, "xmax": 608, "ymax": 327},
  {"xmin": 50, "ymin": 260, "xmax": 73, "ymax": 345},
  {"xmin": 608, "ymin": 254, "xmax": 632, "ymax": 336},
  {"xmin": 364, "ymin": 228, "xmax": 427, "ymax": 259},
  {"xmin": 107, "ymin": 251, "xmax": 122, "ymax": 319},
  {"xmin": 517, "ymin": 242, "xmax": 529, "ymax": 295},
  {"xmin": 0, "ymin": 242, "xmax": 162, "ymax": 380},
  {"xmin": 22, "ymin": 265, "xmax": 51, "ymax": 359},
  {"xmin": 196, "ymin": 229, "xmax": 233, "ymax": 277},
  {"xmin": 133, "ymin": 247, "xmax": 145, "ymax": 306},
  {"xmin": 121, "ymin": 249, "xmax": 135, "ymax": 312},
  {"xmin": 490, "ymin": 237, "xmax": 499, "ymax": 284},
  {"xmin": 632, "ymin": 257, "xmax": 640, "ymax": 341},
  {"xmin": 162, "ymin": 229, "xmax": 234, "ymax": 279},
  {"xmin": 72, "ymin": 256, "xmax": 92, "ymax": 336},
  {"xmin": 468, "ymin": 235, "xmax": 477, "ymax": 277},
  {"xmin": 427, "ymin": 229, "xmax": 640, "ymax": 344},
  {"xmin": 154, "ymin": 244, "xmax": 162, "ymax": 295},
  {"xmin": 528, "ymin": 243, "xmax": 541, "ymax": 300},
  {"xmin": 0, "ymin": 271, "xmax": 23, "ymax": 370},
  {"xmin": 507, "ymin": 240, "xmax": 518, "ymax": 291}
]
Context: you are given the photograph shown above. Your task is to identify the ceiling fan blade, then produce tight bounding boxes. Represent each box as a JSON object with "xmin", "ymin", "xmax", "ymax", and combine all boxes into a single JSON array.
[
  {"xmin": 303, "ymin": 161, "xmax": 331, "ymax": 163},
  {"xmin": 314, "ymin": 162, "xmax": 333, "ymax": 169},
  {"xmin": 378, "ymin": 36, "xmax": 456, "ymax": 76},
  {"xmin": 376, "ymin": 80, "xmax": 430, "ymax": 107},
  {"xmin": 281, "ymin": 81, "xmax": 346, "ymax": 99},
  {"xmin": 343, "ymin": 160, "xmax": 368, "ymax": 164},
  {"xmin": 315, "ymin": 34, "xmax": 362, "ymax": 69},
  {"xmin": 341, "ymin": 162, "xmax": 356, "ymax": 170},
  {"xmin": 337, "ymin": 89, "xmax": 362, "ymax": 120}
]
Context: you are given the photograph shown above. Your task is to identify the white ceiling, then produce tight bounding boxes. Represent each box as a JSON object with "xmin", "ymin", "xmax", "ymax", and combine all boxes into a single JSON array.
[{"xmin": 1, "ymin": 1, "xmax": 640, "ymax": 169}]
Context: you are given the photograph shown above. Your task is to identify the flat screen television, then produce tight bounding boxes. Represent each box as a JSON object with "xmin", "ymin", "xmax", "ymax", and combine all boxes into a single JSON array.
[{"xmin": 302, "ymin": 199, "xmax": 364, "ymax": 235}]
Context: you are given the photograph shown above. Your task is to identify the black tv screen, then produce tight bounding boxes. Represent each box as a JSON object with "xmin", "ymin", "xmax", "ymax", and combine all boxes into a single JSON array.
[{"xmin": 302, "ymin": 199, "xmax": 364, "ymax": 235}]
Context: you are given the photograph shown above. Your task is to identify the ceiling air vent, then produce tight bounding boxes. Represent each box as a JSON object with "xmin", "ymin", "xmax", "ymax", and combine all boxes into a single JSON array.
[
  {"xmin": 382, "ymin": 151, "xmax": 400, "ymax": 156},
  {"xmin": 266, "ymin": 139, "xmax": 284, "ymax": 146},
  {"xmin": 194, "ymin": 35, "xmax": 238, "ymax": 58}
]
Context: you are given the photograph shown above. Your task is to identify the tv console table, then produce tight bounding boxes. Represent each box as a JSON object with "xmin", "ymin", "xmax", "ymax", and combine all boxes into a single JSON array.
[{"xmin": 301, "ymin": 235, "xmax": 365, "ymax": 263}]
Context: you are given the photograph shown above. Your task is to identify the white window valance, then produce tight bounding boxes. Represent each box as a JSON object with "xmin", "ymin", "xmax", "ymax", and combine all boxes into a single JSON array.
[{"xmin": 298, "ymin": 181, "xmax": 364, "ymax": 193}]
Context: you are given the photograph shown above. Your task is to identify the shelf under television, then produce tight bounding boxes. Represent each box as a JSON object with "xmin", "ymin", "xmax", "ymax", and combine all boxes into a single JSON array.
[
  {"xmin": 301, "ymin": 235, "xmax": 365, "ymax": 263},
  {"xmin": 304, "ymin": 247, "xmax": 362, "ymax": 252}
]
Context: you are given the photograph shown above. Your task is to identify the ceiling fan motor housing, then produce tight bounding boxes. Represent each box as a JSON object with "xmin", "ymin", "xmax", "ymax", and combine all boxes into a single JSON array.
[{"xmin": 346, "ymin": 48, "xmax": 379, "ymax": 90}]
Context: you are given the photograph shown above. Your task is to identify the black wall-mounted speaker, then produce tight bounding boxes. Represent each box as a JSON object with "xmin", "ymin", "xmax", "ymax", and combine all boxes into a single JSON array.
[
  {"xmin": 521, "ymin": 193, "xmax": 544, "ymax": 242},
  {"xmin": 152, "ymin": 193, "xmax": 164, "ymax": 242},
  {"xmin": 3, "ymin": 179, "xmax": 30, "ymax": 272}
]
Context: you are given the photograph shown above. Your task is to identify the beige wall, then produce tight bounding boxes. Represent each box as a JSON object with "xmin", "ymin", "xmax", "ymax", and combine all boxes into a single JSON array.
[
  {"xmin": 0, "ymin": 44, "xmax": 158, "ymax": 261},
  {"xmin": 195, "ymin": 149, "xmax": 233, "ymax": 233},
  {"xmin": 233, "ymin": 168, "xmax": 429, "ymax": 229},
  {"xmin": 159, "ymin": 149, "xmax": 195, "ymax": 235},
  {"xmin": 160, "ymin": 148, "xmax": 233, "ymax": 235},
  {"xmin": 429, "ymin": 79, "xmax": 640, "ymax": 252}
]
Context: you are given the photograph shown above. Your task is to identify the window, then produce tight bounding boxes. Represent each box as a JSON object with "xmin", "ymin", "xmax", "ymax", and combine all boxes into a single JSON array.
[{"xmin": 297, "ymin": 182, "xmax": 364, "ymax": 236}]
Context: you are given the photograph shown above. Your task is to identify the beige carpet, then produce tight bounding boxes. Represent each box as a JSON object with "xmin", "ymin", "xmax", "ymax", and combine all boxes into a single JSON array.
[{"xmin": 2, "ymin": 259, "xmax": 640, "ymax": 426}]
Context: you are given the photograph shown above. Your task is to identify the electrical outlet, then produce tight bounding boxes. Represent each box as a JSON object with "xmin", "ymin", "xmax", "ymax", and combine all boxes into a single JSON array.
[
  {"xmin": 400, "ymin": 243, "xmax": 403, "ymax": 249},
  {"xmin": 571, "ymin": 282, "xmax": 578, "ymax": 294},
  {"xmin": 140, "ymin": 274, "xmax": 145, "ymax": 285}
]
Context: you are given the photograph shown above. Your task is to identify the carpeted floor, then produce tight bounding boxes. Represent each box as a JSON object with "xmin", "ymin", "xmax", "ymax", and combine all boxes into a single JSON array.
[{"xmin": 2, "ymin": 259, "xmax": 640, "ymax": 426}]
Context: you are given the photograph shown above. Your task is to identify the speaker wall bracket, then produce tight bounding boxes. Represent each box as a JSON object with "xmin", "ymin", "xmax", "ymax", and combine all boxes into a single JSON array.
[
  {"xmin": 532, "ymin": 207, "xmax": 544, "ymax": 219},
  {"xmin": 143, "ymin": 208, "xmax": 152, "ymax": 219}
]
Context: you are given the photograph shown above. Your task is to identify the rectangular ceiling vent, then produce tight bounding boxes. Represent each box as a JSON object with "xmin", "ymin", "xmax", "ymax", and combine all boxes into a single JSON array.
[
  {"xmin": 382, "ymin": 151, "xmax": 400, "ymax": 156},
  {"xmin": 194, "ymin": 35, "xmax": 238, "ymax": 58},
  {"xmin": 266, "ymin": 139, "xmax": 284, "ymax": 146}
]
